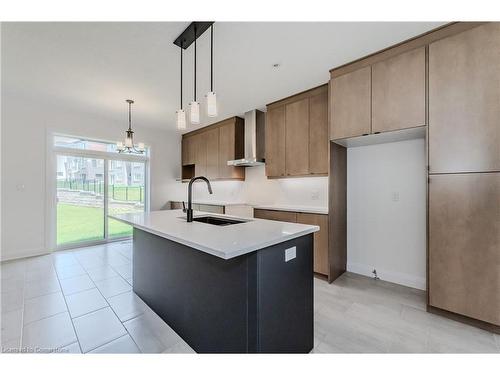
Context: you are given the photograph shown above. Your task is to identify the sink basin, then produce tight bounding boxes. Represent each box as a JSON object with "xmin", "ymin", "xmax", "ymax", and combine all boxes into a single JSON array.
[{"xmin": 192, "ymin": 215, "xmax": 248, "ymax": 226}]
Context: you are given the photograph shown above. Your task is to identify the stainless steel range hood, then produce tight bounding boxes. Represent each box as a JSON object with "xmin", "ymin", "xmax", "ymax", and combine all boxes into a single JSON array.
[{"xmin": 227, "ymin": 110, "xmax": 265, "ymax": 167}]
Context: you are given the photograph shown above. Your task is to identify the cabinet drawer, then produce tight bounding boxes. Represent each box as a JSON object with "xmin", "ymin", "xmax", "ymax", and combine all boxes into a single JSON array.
[{"xmin": 253, "ymin": 209, "xmax": 297, "ymax": 223}]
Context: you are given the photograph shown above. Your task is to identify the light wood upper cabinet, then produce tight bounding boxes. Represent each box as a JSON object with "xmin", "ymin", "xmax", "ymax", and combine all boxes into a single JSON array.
[
  {"xmin": 181, "ymin": 117, "xmax": 244, "ymax": 181},
  {"xmin": 429, "ymin": 173, "xmax": 500, "ymax": 325},
  {"xmin": 372, "ymin": 47, "xmax": 426, "ymax": 133},
  {"xmin": 330, "ymin": 66, "xmax": 371, "ymax": 140},
  {"xmin": 182, "ymin": 136, "xmax": 195, "ymax": 166},
  {"xmin": 205, "ymin": 127, "xmax": 219, "ymax": 180},
  {"xmin": 309, "ymin": 91, "xmax": 329, "ymax": 174},
  {"xmin": 265, "ymin": 106, "xmax": 286, "ymax": 177},
  {"xmin": 297, "ymin": 213, "xmax": 329, "ymax": 276},
  {"xmin": 218, "ymin": 118, "xmax": 245, "ymax": 180},
  {"xmin": 266, "ymin": 84, "xmax": 328, "ymax": 178},
  {"xmin": 429, "ymin": 23, "xmax": 500, "ymax": 173},
  {"xmin": 285, "ymin": 98, "xmax": 310, "ymax": 176},
  {"xmin": 193, "ymin": 133, "xmax": 207, "ymax": 177}
]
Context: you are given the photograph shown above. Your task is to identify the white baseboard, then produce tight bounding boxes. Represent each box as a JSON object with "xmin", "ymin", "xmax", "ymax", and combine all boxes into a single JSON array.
[
  {"xmin": 347, "ymin": 261, "xmax": 426, "ymax": 291},
  {"xmin": 0, "ymin": 247, "xmax": 50, "ymax": 262}
]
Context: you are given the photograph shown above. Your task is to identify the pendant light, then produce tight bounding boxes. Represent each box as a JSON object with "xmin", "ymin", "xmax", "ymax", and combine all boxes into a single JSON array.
[
  {"xmin": 206, "ymin": 24, "xmax": 217, "ymax": 117},
  {"xmin": 116, "ymin": 99, "xmax": 145, "ymax": 154},
  {"xmin": 189, "ymin": 26, "xmax": 200, "ymax": 124},
  {"xmin": 176, "ymin": 41, "xmax": 186, "ymax": 130}
]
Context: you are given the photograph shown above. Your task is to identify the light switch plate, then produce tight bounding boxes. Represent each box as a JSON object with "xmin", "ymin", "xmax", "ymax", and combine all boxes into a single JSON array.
[{"xmin": 285, "ymin": 247, "xmax": 296, "ymax": 262}]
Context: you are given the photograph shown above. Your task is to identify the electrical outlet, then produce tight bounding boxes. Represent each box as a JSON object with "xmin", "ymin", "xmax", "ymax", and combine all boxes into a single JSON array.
[
  {"xmin": 391, "ymin": 191, "xmax": 400, "ymax": 202},
  {"xmin": 311, "ymin": 190, "xmax": 319, "ymax": 200}
]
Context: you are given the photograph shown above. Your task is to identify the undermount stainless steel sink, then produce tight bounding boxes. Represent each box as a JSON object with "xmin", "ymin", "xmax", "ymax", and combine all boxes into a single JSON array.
[{"xmin": 191, "ymin": 216, "xmax": 248, "ymax": 226}]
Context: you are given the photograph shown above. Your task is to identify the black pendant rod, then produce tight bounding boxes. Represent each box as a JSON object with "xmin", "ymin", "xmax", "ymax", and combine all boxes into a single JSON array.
[
  {"xmin": 126, "ymin": 99, "xmax": 134, "ymax": 131},
  {"xmin": 210, "ymin": 25, "xmax": 213, "ymax": 92},
  {"xmin": 180, "ymin": 42, "xmax": 183, "ymax": 109},
  {"xmin": 194, "ymin": 26, "xmax": 197, "ymax": 102}
]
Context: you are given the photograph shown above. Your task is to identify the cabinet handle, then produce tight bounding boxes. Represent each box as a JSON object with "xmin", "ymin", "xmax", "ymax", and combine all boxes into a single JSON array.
[
  {"xmin": 374, "ymin": 132, "xmax": 381, "ymax": 134},
  {"xmin": 362, "ymin": 133, "xmax": 369, "ymax": 136}
]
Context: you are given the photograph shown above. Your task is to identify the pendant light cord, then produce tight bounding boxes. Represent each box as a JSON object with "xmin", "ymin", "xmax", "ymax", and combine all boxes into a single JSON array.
[
  {"xmin": 180, "ymin": 42, "xmax": 183, "ymax": 109},
  {"xmin": 210, "ymin": 24, "xmax": 213, "ymax": 92},
  {"xmin": 194, "ymin": 26, "xmax": 197, "ymax": 102}
]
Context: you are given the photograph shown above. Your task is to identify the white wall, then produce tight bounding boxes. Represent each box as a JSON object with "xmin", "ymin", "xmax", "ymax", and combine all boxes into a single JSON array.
[
  {"xmin": 347, "ymin": 139, "xmax": 426, "ymax": 290},
  {"xmin": 1, "ymin": 91, "xmax": 180, "ymax": 261},
  {"xmin": 166, "ymin": 165, "xmax": 329, "ymax": 208}
]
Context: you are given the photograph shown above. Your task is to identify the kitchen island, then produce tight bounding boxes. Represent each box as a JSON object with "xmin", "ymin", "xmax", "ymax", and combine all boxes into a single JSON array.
[{"xmin": 111, "ymin": 209, "xmax": 319, "ymax": 353}]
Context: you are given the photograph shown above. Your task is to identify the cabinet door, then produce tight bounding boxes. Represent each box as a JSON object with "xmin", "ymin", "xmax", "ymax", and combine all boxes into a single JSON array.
[
  {"xmin": 218, "ymin": 121, "xmax": 245, "ymax": 180},
  {"xmin": 309, "ymin": 91, "xmax": 329, "ymax": 174},
  {"xmin": 265, "ymin": 106, "xmax": 286, "ymax": 177},
  {"xmin": 205, "ymin": 128, "xmax": 219, "ymax": 179},
  {"xmin": 285, "ymin": 98, "xmax": 310, "ymax": 176},
  {"xmin": 193, "ymin": 133, "xmax": 207, "ymax": 177},
  {"xmin": 297, "ymin": 213, "xmax": 329, "ymax": 276},
  {"xmin": 253, "ymin": 209, "xmax": 297, "ymax": 223},
  {"xmin": 429, "ymin": 23, "xmax": 500, "ymax": 173},
  {"xmin": 330, "ymin": 66, "xmax": 371, "ymax": 140},
  {"xmin": 182, "ymin": 136, "xmax": 195, "ymax": 166},
  {"xmin": 372, "ymin": 47, "xmax": 426, "ymax": 133},
  {"xmin": 429, "ymin": 173, "xmax": 500, "ymax": 325}
]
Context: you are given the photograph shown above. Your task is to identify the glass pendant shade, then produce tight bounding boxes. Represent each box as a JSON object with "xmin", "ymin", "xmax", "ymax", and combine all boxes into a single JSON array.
[
  {"xmin": 125, "ymin": 136, "xmax": 133, "ymax": 148},
  {"xmin": 190, "ymin": 101, "xmax": 200, "ymax": 124},
  {"xmin": 206, "ymin": 91, "xmax": 217, "ymax": 117},
  {"xmin": 176, "ymin": 109, "xmax": 186, "ymax": 130}
]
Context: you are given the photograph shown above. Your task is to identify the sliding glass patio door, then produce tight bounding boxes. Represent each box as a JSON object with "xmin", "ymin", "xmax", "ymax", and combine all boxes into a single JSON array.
[
  {"xmin": 55, "ymin": 141, "xmax": 148, "ymax": 249},
  {"xmin": 56, "ymin": 155, "xmax": 105, "ymax": 246}
]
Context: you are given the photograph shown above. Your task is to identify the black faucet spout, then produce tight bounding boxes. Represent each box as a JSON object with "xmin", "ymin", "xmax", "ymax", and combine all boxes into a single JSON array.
[{"xmin": 186, "ymin": 176, "xmax": 213, "ymax": 222}]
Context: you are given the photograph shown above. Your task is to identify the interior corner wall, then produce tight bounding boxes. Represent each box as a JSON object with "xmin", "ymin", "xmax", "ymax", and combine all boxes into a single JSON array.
[
  {"xmin": 0, "ymin": 92, "xmax": 180, "ymax": 261},
  {"xmin": 346, "ymin": 139, "xmax": 427, "ymax": 290}
]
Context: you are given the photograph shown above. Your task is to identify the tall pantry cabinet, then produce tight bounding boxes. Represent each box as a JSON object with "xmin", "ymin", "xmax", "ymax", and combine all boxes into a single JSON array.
[{"xmin": 428, "ymin": 23, "xmax": 500, "ymax": 328}]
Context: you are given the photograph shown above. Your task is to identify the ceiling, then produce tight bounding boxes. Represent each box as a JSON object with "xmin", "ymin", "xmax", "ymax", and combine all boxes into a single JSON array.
[{"xmin": 1, "ymin": 22, "xmax": 445, "ymax": 133}]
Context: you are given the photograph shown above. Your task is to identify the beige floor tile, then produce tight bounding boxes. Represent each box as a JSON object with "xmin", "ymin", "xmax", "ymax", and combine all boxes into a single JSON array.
[
  {"xmin": 1, "ymin": 308, "xmax": 23, "ymax": 344},
  {"xmin": 22, "ymin": 312, "xmax": 77, "ymax": 351},
  {"xmin": 107, "ymin": 291, "xmax": 148, "ymax": 322},
  {"xmin": 73, "ymin": 307, "xmax": 127, "ymax": 353},
  {"xmin": 24, "ymin": 291, "xmax": 67, "ymax": 325},
  {"xmin": 90, "ymin": 334, "xmax": 140, "ymax": 353},
  {"xmin": 60, "ymin": 274, "xmax": 95, "ymax": 296},
  {"xmin": 65, "ymin": 288, "xmax": 108, "ymax": 318},
  {"xmin": 94, "ymin": 276, "xmax": 131, "ymax": 298},
  {"xmin": 86, "ymin": 266, "xmax": 119, "ymax": 282}
]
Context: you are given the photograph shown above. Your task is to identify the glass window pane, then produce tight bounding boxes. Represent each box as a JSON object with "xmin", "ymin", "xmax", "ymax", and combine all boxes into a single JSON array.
[
  {"xmin": 54, "ymin": 135, "xmax": 148, "ymax": 155},
  {"xmin": 57, "ymin": 155, "xmax": 105, "ymax": 245},
  {"xmin": 108, "ymin": 160, "xmax": 146, "ymax": 238}
]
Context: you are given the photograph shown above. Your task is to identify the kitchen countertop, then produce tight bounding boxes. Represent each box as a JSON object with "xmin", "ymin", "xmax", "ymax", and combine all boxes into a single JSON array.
[
  {"xmin": 253, "ymin": 204, "xmax": 329, "ymax": 215},
  {"xmin": 111, "ymin": 209, "xmax": 319, "ymax": 260},
  {"xmin": 170, "ymin": 199, "xmax": 248, "ymax": 206}
]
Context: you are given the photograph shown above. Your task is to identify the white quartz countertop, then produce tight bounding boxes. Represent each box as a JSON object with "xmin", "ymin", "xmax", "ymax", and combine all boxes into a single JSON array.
[
  {"xmin": 170, "ymin": 199, "xmax": 248, "ymax": 206},
  {"xmin": 253, "ymin": 204, "xmax": 329, "ymax": 215},
  {"xmin": 111, "ymin": 209, "xmax": 319, "ymax": 260}
]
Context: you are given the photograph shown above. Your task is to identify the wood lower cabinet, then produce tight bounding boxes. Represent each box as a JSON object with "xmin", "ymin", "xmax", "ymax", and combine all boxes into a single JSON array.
[
  {"xmin": 253, "ymin": 209, "xmax": 297, "ymax": 223},
  {"xmin": 429, "ymin": 23, "xmax": 500, "ymax": 173},
  {"xmin": 296, "ymin": 213, "xmax": 329, "ymax": 276},
  {"xmin": 265, "ymin": 106, "xmax": 286, "ymax": 177},
  {"xmin": 330, "ymin": 66, "xmax": 371, "ymax": 140},
  {"xmin": 429, "ymin": 173, "xmax": 500, "ymax": 326},
  {"xmin": 285, "ymin": 98, "xmax": 310, "ymax": 176},
  {"xmin": 372, "ymin": 47, "xmax": 426, "ymax": 133},
  {"xmin": 253, "ymin": 208, "xmax": 330, "ymax": 277},
  {"xmin": 266, "ymin": 84, "xmax": 329, "ymax": 178},
  {"xmin": 181, "ymin": 117, "xmax": 245, "ymax": 181}
]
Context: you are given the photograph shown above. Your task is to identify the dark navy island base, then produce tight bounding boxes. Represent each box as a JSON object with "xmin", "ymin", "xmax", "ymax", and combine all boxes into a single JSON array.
[{"xmin": 132, "ymin": 228, "xmax": 314, "ymax": 353}]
